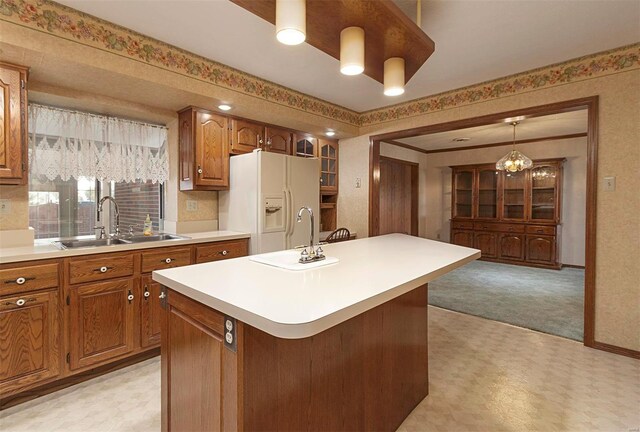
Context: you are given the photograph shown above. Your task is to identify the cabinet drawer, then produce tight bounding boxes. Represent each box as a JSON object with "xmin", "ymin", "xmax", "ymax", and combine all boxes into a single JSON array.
[
  {"xmin": 67, "ymin": 254, "xmax": 135, "ymax": 285},
  {"xmin": 526, "ymin": 225, "xmax": 556, "ymax": 235},
  {"xmin": 474, "ymin": 222, "xmax": 524, "ymax": 233},
  {"xmin": 141, "ymin": 247, "xmax": 192, "ymax": 273},
  {"xmin": 0, "ymin": 263, "xmax": 59, "ymax": 296},
  {"xmin": 195, "ymin": 240, "xmax": 248, "ymax": 264},
  {"xmin": 452, "ymin": 221, "xmax": 474, "ymax": 230}
]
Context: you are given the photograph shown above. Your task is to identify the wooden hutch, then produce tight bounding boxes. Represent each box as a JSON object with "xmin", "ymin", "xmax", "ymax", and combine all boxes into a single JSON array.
[{"xmin": 450, "ymin": 159, "xmax": 564, "ymax": 269}]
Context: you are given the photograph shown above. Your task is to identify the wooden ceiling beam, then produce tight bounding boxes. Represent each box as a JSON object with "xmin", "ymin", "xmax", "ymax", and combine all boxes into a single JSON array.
[{"xmin": 230, "ymin": 0, "xmax": 435, "ymax": 84}]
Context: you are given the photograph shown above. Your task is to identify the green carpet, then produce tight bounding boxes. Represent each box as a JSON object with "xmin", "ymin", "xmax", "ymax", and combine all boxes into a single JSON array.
[{"xmin": 429, "ymin": 260, "xmax": 584, "ymax": 341}]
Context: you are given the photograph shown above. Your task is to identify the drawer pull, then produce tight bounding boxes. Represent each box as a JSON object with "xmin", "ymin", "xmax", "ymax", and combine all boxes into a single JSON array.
[
  {"xmin": 4, "ymin": 276, "xmax": 35, "ymax": 285},
  {"xmin": 164, "ymin": 258, "xmax": 174, "ymax": 264},
  {"xmin": 95, "ymin": 266, "xmax": 113, "ymax": 273},
  {"xmin": 4, "ymin": 298, "xmax": 35, "ymax": 307},
  {"xmin": 219, "ymin": 250, "xmax": 229, "ymax": 256},
  {"xmin": 536, "ymin": 229, "xmax": 543, "ymax": 233}
]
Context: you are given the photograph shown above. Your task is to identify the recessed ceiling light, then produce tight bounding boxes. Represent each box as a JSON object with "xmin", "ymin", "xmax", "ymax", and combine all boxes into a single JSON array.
[
  {"xmin": 452, "ymin": 137, "xmax": 471, "ymax": 142},
  {"xmin": 326, "ymin": 131, "xmax": 336, "ymax": 137},
  {"xmin": 218, "ymin": 104, "xmax": 232, "ymax": 111}
]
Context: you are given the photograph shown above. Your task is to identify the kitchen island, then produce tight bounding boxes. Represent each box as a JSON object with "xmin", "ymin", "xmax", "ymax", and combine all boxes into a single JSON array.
[{"xmin": 153, "ymin": 234, "xmax": 479, "ymax": 431}]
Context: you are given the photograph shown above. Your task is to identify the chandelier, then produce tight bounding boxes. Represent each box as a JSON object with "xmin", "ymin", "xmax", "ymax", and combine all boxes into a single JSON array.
[{"xmin": 496, "ymin": 121, "xmax": 533, "ymax": 172}]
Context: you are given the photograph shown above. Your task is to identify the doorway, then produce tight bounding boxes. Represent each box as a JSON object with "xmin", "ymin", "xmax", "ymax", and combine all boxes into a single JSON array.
[
  {"xmin": 368, "ymin": 97, "xmax": 598, "ymax": 347},
  {"xmin": 379, "ymin": 156, "xmax": 419, "ymax": 236}
]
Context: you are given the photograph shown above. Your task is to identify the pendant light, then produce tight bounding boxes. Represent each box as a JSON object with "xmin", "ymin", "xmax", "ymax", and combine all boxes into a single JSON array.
[
  {"xmin": 275, "ymin": 0, "xmax": 306, "ymax": 45},
  {"xmin": 496, "ymin": 122, "xmax": 533, "ymax": 172},
  {"xmin": 384, "ymin": 57, "xmax": 405, "ymax": 96},
  {"xmin": 340, "ymin": 27, "xmax": 365, "ymax": 75}
]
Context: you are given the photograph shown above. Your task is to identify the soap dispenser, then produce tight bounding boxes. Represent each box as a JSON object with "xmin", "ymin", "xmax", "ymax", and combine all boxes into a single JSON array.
[{"xmin": 143, "ymin": 214, "xmax": 153, "ymax": 236}]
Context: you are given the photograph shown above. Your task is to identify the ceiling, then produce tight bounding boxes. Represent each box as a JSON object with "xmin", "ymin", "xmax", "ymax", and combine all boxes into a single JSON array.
[
  {"xmin": 56, "ymin": 0, "xmax": 640, "ymax": 112},
  {"xmin": 393, "ymin": 110, "xmax": 588, "ymax": 152}
]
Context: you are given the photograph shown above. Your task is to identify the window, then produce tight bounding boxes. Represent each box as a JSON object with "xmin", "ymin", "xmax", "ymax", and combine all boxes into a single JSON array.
[
  {"xmin": 27, "ymin": 104, "xmax": 168, "ymax": 240},
  {"xmin": 29, "ymin": 177, "xmax": 162, "ymax": 239}
]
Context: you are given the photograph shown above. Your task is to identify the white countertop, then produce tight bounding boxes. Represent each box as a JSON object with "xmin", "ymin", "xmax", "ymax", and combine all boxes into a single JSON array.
[
  {"xmin": 0, "ymin": 230, "xmax": 250, "ymax": 264},
  {"xmin": 153, "ymin": 234, "xmax": 480, "ymax": 339}
]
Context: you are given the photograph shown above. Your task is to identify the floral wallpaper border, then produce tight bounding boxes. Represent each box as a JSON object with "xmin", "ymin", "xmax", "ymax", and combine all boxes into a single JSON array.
[{"xmin": 1, "ymin": 0, "xmax": 638, "ymax": 128}]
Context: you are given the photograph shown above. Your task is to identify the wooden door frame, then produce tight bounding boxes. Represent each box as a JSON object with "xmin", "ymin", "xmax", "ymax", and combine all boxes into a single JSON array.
[
  {"xmin": 369, "ymin": 96, "xmax": 601, "ymax": 351},
  {"xmin": 378, "ymin": 155, "xmax": 419, "ymax": 236}
]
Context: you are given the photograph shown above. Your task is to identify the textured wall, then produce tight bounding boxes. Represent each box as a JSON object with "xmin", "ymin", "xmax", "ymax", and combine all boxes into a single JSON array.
[{"xmin": 339, "ymin": 70, "xmax": 640, "ymax": 351}]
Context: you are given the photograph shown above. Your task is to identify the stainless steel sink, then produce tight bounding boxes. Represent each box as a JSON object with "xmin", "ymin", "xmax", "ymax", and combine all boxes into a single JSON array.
[
  {"xmin": 53, "ymin": 233, "xmax": 190, "ymax": 249},
  {"xmin": 54, "ymin": 238, "xmax": 129, "ymax": 249},
  {"xmin": 122, "ymin": 234, "xmax": 190, "ymax": 243}
]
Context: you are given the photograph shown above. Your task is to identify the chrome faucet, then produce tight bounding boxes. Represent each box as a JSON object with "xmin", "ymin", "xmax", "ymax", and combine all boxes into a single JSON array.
[
  {"xmin": 97, "ymin": 195, "xmax": 121, "ymax": 238},
  {"xmin": 296, "ymin": 206, "xmax": 324, "ymax": 264}
]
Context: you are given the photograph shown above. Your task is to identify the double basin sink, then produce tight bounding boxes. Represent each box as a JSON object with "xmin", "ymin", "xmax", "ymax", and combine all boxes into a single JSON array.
[{"xmin": 54, "ymin": 234, "xmax": 190, "ymax": 250}]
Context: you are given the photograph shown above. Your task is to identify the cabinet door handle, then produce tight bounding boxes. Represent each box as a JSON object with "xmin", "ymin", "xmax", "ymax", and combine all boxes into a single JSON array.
[
  {"xmin": 197, "ymin": 166, "xmax": 203, "ymax": 175},
  {"xmin": 4, "ymin": 276, "xmax": 35, "ymax": 285},
  {"xmin": 163, "ymin": 258, "xmax": 174, "ymax": 264},
  {"xmin": 258, "ymin": 135, "xmax": 264, "ymax": 145},
  {"xmin": 127, "ymin": 290, "xmax": 134, "ymax": 303},
  {"xmin": 266, "ymin": 138, "xmax": 272, "ymax": 147},
  {"xmin": 143, "ymin": 285, "xmax": 150, "ymax": 300},
  {"xmin": 94, "ymin": 266, "xmax": 113, "ymax": 273}
]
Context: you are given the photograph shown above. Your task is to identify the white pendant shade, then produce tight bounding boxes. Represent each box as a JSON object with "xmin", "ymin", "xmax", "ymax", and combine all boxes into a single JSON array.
[
  {"xmin": 275, "ymin": 0, "xmax": 306, "ymax": 45},
  {"xmin": 384, "ymin": 57, "xmax": 405, "ymax": 96},
  {"xmin": 340, "ymin": 27, "xmax": 365, "ymax": 75}
]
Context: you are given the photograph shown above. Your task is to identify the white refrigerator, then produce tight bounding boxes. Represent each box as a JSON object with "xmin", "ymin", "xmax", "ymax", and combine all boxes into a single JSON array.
[{"xmin": 219, "ymin": 150, "xmax": 320, "ymax": 255}]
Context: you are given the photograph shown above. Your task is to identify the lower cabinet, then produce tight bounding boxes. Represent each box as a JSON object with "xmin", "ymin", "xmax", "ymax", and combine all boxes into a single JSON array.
[
  {"xmin": 69, "ymin": 279, "xmax": 136, "ymax": 370},
  {"xmin": 498, "ymin": 234, "xmax": 525, "ymax": 261},
  {"xmin": 474, "ymin": 232, "xmax": 498, "ymax": 258},
  {"xmin": 451, "ymin": 230, "xmax": 474, "ymax": 248},
  {"xmin": 526, "ymin": 235, "xmax": 556, "ymax": 266},
  {"xmin": 141, "ymin": 275, "xmax": 163, "ymax": 348},
  {"xmin": 0, "ymin": 290, "xmax": 60, "ymax": 395}
]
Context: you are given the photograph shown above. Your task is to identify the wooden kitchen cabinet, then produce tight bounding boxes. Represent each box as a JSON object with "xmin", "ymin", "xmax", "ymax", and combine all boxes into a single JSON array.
[
  {"xmin": 231, "ymin": 119, "xmax": 264, "ymax": 154},
  {"xmin": 0, "ymin": 62, "xmax": 28, "ymax": 185},
  {"xmin": 264, "ymin": 126, "xmax": 292, "ymax": 154},
  {"xmin": 0, "ymin": 289, "xmax": 60, "ymax": 396},
  {"xmin": 319, "ymin": 139, "xmax": 338, "ymax": 194},
  {"xmin": 68, "ymin": 278, "xmax": 136, "ymax": 370},
  {"xmin": 141, "ymin": 275, "xmax": 162, "ymax": 348},
  {"xmin": 294, "ymin": 135, "xmax": 318, "ymax": 158},
  {"xmin": 178, "ymin": 107, "xmax": 230, "ymax": 191},
  {"xmin": 450, "ymin": 159, "xmax": 563, "ymax": 269}
]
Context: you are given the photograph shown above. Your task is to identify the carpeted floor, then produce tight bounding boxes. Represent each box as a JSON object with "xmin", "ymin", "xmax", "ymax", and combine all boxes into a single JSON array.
[{"xmin": 429, "ymin": 260, "xmax": 584, "ymax": 341}]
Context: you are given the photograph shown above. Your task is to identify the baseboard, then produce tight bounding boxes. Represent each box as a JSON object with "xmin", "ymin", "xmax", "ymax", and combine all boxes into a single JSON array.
[
  {"xmin": 562, "ymin": 264, "xmax": 585, "ymax": 269},
  {"xmin": 0, "ymin": 348, "xmax": 160, "ymax": 410},
  {"xmin": 592, "ymin": 341, "xmax": 640, "ymax": 360}
]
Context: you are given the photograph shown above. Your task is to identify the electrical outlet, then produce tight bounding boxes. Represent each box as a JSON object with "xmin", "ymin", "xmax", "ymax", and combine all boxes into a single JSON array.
[
  {"xmin": 355, "ymin": 177, "xmax": 361, "ymax": 188},
  {"xmin": 186, "ymin": 200, "xmax": 198, "ymax": 212},
  {"xmin": 603, "ymin": 176, "xmax": 616, "ymax": 191},
  {"xmin": 0, "ymin": 199, "xmax": 11, "ymax": 214}
]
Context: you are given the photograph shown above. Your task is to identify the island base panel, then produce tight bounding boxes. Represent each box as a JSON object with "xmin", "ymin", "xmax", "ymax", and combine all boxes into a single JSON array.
[{"xmin": 162, "ymin": 284, "xmax": 428, "ymax": 432}]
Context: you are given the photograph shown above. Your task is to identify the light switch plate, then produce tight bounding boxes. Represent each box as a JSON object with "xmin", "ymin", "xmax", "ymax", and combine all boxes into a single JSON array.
[
  {"xmin": 186, "ymin": 200, "xmax": 198, "ymax": 211},
  {"xmin": 603, "ymin": 176, "xmax": 616, "ymax": 191},
  {"xmin": 0, "ymin": 199, "xmax": 11, "ymax": 214}
]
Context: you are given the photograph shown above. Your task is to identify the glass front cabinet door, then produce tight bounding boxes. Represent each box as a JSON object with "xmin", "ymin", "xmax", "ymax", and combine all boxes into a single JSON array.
[
  {"xmin": 452, "ymin": 168, "xmax": 474, "ymax": 218},
  {"xmin": 295, "ymin": 135, "xmax": 317, "ymax": 158},
  {"xmin": 319, "ymin": 139, "xmax": 338, "ymax": 193},
  {"xmin": 529, "ymin": 161, "xmax": 563, "ymax": 223},
  {"xmin": 501, "ymin": 170, "xmax": 526, "ymax": 220},
  {"xmin": 476, "ymin": 166, "xmax": 498, "ymax": 219}
]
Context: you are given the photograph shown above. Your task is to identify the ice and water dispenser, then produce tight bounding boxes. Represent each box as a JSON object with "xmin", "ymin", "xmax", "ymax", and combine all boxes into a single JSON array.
[{"xmin": 263, "ymin": 196, "xmax": 284, "ymax": 232}]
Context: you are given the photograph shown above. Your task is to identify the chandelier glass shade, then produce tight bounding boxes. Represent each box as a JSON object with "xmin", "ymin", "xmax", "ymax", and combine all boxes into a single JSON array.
[{"xmin": 496, "ymin": 122, "xmax": 533, "ymax": 172}]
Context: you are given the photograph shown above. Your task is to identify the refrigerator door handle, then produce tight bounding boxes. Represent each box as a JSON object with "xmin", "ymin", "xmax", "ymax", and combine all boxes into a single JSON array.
[{"xmin": 286, "ymin": 188, "xmax": 294, "ymax": 237}]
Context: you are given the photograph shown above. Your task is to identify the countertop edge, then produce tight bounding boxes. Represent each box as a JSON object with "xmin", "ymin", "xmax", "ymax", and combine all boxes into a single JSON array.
[
  {"xmin": 153, "ymin": 250, "xmax": 481, "ymax": 339},
  {"xmin": 0, "ymin": 232, "xmax": 251, "ymax": 264}
]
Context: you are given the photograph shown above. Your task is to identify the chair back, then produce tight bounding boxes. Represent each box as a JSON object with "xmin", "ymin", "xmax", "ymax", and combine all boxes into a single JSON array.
[{"xmin": 325, "ymin": 228, "xmax": 351, "ymax": 243}]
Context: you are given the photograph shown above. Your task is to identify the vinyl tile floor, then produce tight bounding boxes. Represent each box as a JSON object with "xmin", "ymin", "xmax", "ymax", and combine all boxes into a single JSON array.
[{"xmin": 2, "ymin": 307, "xmax": 638, "ymax": 432}]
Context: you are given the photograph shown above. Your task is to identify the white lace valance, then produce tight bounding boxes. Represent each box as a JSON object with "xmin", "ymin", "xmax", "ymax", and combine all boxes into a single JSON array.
[{"xmin": 29, "ymin": 104, "xmax": 169, "ymax": 184}]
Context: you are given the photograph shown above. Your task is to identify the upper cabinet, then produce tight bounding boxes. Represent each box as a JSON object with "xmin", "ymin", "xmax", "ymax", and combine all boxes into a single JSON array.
[
  {"xmin": 294, "ymin": 135, "xmax": 317, "ymax": 158},
  {"xmin": 178, "ymin": 107, "xmax": 230, "ymax": 191},
  {"xmin": 319, "ymin": 139, "xmax": 338, "ymax": 194},
  {"xmin": 529, "ymin": 160, "xmax": 563, "ymax": 223},
  {"xmin": 264, "ymin": 126, "xmax": 292, "ymax": 155},
  {"xmin": 231, "ymin": 119, "xmax": 263, "ymax": 154},
  {"xmin": 0, "ymin": 62, "xmax": 28, "ymax": 185}
]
